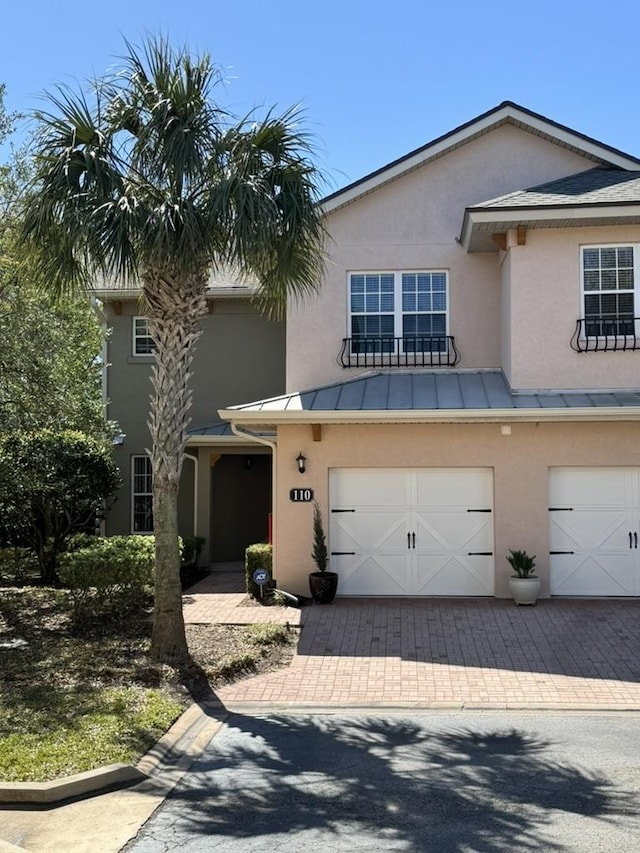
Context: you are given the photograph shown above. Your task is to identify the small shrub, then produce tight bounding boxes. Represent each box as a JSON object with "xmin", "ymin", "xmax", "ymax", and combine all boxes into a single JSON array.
[
  {"xmin": 58, "ymin": 536, "xmax": 156, "ymax": 622},
  {"xmin": 0, "ymin": 547, "xmax": 39, "ymax": 585},
  {"xmin": 246, "ymin": 623, "xmax": 291, "ymax": 646},
  {"xmin": 215, "ymin": 652, "xmax": 258, "ymax": 680},
  {"xmin": 245, "ymin": 543, "xmax": 274, "ymax": 600},
  {"xmin": 181, "ymin": 535, "xmax": 205, "ymax": 566}
]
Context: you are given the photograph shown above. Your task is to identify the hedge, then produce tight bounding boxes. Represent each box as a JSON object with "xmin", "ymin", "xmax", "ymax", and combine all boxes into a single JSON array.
[{"xmin": 245, "ymin": 543, "xmax": 274, "ymax": 601}]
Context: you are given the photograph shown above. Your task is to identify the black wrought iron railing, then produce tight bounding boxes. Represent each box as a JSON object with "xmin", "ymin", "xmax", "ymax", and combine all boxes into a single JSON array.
[
  {"xmin": 570, "ymin": 317, "xmax": 640, "ymax": 353},
  {"xmin": 338, "ymin": 336, "xmax": 460, "ymax": 368}
]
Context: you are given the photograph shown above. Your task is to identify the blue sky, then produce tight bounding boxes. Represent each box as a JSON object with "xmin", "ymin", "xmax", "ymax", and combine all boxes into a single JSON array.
[{"xmin": 2, "ymin": 0, "xmax": 640, "ymax": 190}]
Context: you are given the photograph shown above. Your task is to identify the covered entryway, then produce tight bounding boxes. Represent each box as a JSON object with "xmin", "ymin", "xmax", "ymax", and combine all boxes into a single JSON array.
[
  {"xmin": 329, "ymin": 468, "xmax": 494, "ymax": 596},
  {"xmin": 210, "ymin": 454, "xmax": 271, "ymax": 562},
  {"xmin": 549, "ymin": 467, "xmax": 640, "ymax": 596}
]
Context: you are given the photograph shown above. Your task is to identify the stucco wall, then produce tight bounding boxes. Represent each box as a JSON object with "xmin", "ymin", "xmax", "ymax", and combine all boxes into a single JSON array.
[
  {"xmin": 272, "ymin": 420, "xmax": 640, "ymax": 598},
  {"xmin": 104, "ymin": 299, "xmax": 285, "ymax": 536},
  {"xmin": 287, "ymin": 123, "xmax": 597, "ymax": 392},
  {"xmin": 506, "ymin": 225, "xmax": 640, "ymax": 390}
]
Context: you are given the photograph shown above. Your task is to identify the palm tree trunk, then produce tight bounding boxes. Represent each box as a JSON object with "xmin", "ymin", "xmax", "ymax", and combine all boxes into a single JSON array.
[{"xmin": 144, "ymin": 269, "xmax": 207, "ymax": 664}]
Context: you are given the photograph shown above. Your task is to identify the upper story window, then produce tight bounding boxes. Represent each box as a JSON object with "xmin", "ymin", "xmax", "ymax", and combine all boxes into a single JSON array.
[
  {"xmin": 582, "ymin": 246, "xmax": 635, "ymax": 336},
  {"xmin": 349, "ymin": 271, "xmax": 448, "ymax": 354},
  {"xmin": 572, "ymin": 245, "xmax": 640, "ymax": 352},
  {"xmin": 132, "ymin": 317, "xmax": 156, "ymax": 356}
]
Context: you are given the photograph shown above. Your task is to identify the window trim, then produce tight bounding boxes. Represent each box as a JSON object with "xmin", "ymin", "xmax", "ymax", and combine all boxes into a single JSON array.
[
  {"xmin": 132, "ymin": 316, "xmax": 155, "ymax": 357},
  {"xmin": 347, "ymin": 269, "xmax": 450, "ymax": 355},
  {"xmin": 579, "ymin": 243, "xmax": 638, "ymax": 339},
  {"xmin": 131, "ymin": 455, "xmax": 154, "ymax": 534}
]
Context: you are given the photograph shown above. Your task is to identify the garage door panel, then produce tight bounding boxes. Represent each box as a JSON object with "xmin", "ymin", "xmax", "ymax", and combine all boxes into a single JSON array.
[
  {"xmin": 552, "ymin": 554, "xmax": 636, "ymax": 596},
  {"xmin": 415, "ymin": 469, "xmax": 492, "ymax": 508},
  {"xmin": 330, "ymin": 470, "xmax": 408, "ymax": 508},
  {"xmin": 415, "ymin": 554, "xmax": 494, "ymax": 596},
  {"xmin": 549, "ymin": 468, "xmax": 640, "ymax": 596},
  {"xmin": 332, "ymin": 512, "xmax": 407, "ymax": 553},
  {"xmin": 338, "ymin": 554, "xmax": 411, "ymax": 596},
  {"xmin": 550, "ymin": 511, "xmax": 632, "ymax": 552},
  {"xmin": 330, "ymin": 468, "xmax": 494, "ymax": 596},
  {"xmin": 550, "ymin": 468, "xmax": 634, "ymax": 507},
  {"xmin": 416, "ymin": 513, "xmax": 493, "ymax": 553}
]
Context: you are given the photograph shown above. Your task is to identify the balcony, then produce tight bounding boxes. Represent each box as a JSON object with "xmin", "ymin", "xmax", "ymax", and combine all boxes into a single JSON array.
[
  {"xmin": 570, "ymin": 317, "xmax": 640, "ymax": 353},
  {"xmin": 338, "ymin": 336, "xmax": 460, "ymax": 368}
]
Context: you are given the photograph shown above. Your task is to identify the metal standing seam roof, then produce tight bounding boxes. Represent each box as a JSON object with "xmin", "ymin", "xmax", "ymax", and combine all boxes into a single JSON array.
[{"xmin": 223, "ymin": 371, "xmax": 640, "ymax": 414}]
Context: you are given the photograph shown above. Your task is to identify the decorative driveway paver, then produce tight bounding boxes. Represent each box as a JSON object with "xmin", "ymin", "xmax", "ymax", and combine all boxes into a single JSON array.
[{"xmin": 184, "ymin": 573, "xmax": 640, "ymax": 710}]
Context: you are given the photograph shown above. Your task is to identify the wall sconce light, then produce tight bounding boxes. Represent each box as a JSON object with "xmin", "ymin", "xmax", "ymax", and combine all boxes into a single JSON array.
[
  {"xmin": 296, "ymin": 452, "xmax": 307, "ymax": 474},
  {"xmin": 112, "ymin": 433, "xmax": 126, "ymax": 446}
]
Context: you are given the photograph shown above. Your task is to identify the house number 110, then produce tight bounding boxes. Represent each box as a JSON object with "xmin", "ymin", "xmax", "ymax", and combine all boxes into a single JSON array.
[{"xmin": 289, "ymin": 488, "xmax": 314, "ymax": 502}]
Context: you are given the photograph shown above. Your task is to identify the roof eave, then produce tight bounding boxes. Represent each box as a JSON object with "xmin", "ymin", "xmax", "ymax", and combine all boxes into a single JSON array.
[
  {"xmin": 460, "ymin": 202, "xmax": 640, "ymax": 252},
  {"xmin": 218, "ymin": 406, "xmax": 640, "ymax": 427}
]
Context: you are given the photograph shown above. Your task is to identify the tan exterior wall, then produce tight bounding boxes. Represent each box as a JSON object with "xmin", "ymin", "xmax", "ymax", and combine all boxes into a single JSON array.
[
  {"xmin": 506, "ymin": 225, "xmax": 640, "ymax": 390},
  {"xmin": 104, "ymin": 299, "xmax": 285, "ymax": 539},
  {"xmin": 272, "ymin": 420, "xmax": 640, "ymax": 598},
  {"xmin": 288, "ymin": 124, "xmax": 598, "ymax": 392}
]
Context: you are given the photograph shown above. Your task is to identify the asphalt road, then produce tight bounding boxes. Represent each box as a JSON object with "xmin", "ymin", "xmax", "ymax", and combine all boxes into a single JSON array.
[{"xmin": 124, "ymin": 711, "xmax": 640, "ymax": 852}]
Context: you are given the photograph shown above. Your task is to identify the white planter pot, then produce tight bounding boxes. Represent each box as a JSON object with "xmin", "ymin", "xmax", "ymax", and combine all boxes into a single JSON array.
[{"xmin": 509, "ymin": 576, "xmax": 541, "ymax": 606}]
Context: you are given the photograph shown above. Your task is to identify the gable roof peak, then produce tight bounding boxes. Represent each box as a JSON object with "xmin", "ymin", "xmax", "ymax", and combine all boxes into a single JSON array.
[{"xmin": 322, "ymin": 102, "xmax": 640, "ymax": 214}]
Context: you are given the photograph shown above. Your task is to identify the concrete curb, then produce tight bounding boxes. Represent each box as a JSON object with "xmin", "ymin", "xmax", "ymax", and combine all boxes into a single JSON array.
[{"xmin": 0, "ymin": 699, "xmax": 227, "ymax": 806}]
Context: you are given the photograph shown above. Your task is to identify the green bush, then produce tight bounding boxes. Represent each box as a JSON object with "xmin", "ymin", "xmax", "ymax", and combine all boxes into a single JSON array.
[
  {"xmin": 0, "ymin": 547, "xmax": 39, "ymax": 585},
  {"xmin": 58, "ymin": 536, "xmax": 156, "ymax": 616},
  {"xmin": 245, "ymin": 543, "xmax": 274, "ymax": 600}
]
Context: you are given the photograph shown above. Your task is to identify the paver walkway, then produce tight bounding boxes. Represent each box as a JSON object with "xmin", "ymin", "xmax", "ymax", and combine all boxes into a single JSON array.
[{"xmin": 184, "ymin": 571, "xmax": 640, "ymax": 710}]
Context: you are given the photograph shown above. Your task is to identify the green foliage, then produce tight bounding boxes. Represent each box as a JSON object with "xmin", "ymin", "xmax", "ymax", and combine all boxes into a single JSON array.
[
  {"xmin": 0, "ymin": 547, "xmax": 39, "ymax": 585},
  {"xmin": 0, "ymin": 89, "xmax": 110, "ymax": 440},
  {"xmin": 311, "ymin": 500, "xmax": 328, "ymax": 572},
  {"xmin": 246, "ymin": 622, "xmax": 291, "ymax": 646},
  {"xmin": 181, "ymin": 535, "xmax": 205, "ymax": 566},
  {"xmin": 0, "ymin": 431, "xmax": 122, "ymax": 581},
  {"xmin": 245, "ymin": 542, "xmax": 274, "ymax": 600},
  {"xmin": 506, "ymin": 549, "xmax": 537, "ymax": 578},
  {"xmin": 58, "ymin": 535, "xmax": 155, "ymax": 622},
  {"xmin": 0, "ymin": 686, "xmax": 183, "ymax": 783}
]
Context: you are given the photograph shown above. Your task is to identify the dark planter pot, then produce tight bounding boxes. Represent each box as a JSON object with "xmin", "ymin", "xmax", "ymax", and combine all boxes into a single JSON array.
[{"xmin": 308, "ymin": 571, "xmax": 339, "ymax": 604}]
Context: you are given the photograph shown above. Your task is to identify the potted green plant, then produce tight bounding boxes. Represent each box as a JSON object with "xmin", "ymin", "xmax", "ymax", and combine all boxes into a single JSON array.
[
  {"xmin": 507, "ymin": 549, "xmax": 540, "ymax": 606},
  {"xmin": 308, "ymin": 501, "xmax": 338, "ymax": 604}
]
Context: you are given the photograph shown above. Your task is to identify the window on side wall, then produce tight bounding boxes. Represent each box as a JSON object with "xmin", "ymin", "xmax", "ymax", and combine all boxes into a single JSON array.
[
  {"xmin": 582, "ymin": 245, "xmax": 636, "ymax": 337},
  {"xmin": 132, "ymin": 456, "xmax": 153, "ymax": 533},
  {"xmin": 349, "ymin": 271, "xmax": 448, "ymax": 354},
  {"xmin": 132, "ymin": 316, "xmax": 156, "ymax": 356}
]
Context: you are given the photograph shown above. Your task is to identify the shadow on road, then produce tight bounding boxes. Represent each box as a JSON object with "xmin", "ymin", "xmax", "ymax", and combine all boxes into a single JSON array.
[{"xmin": 154, "ymin": 713, "xmax": 635, "ymax": 851}]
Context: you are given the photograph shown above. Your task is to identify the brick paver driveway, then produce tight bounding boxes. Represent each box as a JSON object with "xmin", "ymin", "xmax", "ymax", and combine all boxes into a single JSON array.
[{"xmin": 214, "ymin": 596, "xmax": 640, "ymax": 710}]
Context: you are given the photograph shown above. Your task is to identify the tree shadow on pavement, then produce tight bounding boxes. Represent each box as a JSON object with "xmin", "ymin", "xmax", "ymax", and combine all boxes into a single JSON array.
[{"xmin": 133, "ymin": 714, "xmax": 637, "ymax": 852}]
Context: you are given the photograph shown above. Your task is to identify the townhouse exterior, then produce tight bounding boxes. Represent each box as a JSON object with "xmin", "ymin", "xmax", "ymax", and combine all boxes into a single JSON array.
[
  {"xmin": 103, "ymin": 101, "xmax": 640, "ymax": 600},
  {"xmin": 100, "ymin": 278, "xmax": 285, "ymax": 564}
]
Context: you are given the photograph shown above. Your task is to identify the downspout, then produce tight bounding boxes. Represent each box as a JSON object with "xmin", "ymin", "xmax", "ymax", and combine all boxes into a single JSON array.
[
  {"xmin": 183, "ymin": 452, "xmax": 199, "ymax": 538},
  {"xmin": 230, "ymin": 423, "xmax": 277, "ymax": 553}
]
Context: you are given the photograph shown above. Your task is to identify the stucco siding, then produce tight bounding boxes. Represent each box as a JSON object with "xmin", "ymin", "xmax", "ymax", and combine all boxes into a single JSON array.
[
  {"xmin": 272, "ymin": 420, "xmax": 640, "ymax": 599},
  {"xmin": 104, "ymin": 299, "xmax": 285, "ymax": 536},
  {"xmin": 506, "ymin": 225, "xmax": 640, "ymax": 390},
  {"xmin": 288, "ymin": 124, "xmax": 600, "ymax": 392}
]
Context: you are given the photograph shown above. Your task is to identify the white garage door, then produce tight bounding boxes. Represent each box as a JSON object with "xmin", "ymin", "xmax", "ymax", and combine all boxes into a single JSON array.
[
  {"xmin": 329, "ymin": 468, "xmax": 494, "ymax": 596},
  {"xmin": 549, "ymin": 468, "xmax": 640, "ymax": 596}
]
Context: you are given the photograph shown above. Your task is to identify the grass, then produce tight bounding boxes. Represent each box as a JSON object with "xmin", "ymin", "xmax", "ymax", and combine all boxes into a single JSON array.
[
  {"xmin": 0, "ymin": 584, "xmax": 297, "ymax": 783},
  {"xmin": 0, "ymin": 687, "xmax": 182, "ymax": 783}
]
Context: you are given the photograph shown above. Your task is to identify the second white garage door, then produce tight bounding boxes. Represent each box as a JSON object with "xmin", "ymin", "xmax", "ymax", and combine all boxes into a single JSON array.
[
  {"xmin": 329, "ymin": 468, "xmax": 494, "ymax": 596},
  {"xmin": 550, "ymin": 467, "xmax": 640, "ymax": 596}
]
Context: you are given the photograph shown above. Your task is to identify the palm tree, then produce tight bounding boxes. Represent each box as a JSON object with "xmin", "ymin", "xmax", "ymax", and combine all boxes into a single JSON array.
[{"xmin": 22, "ymin": 37, "xmax": 326, "ymax": 665}]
